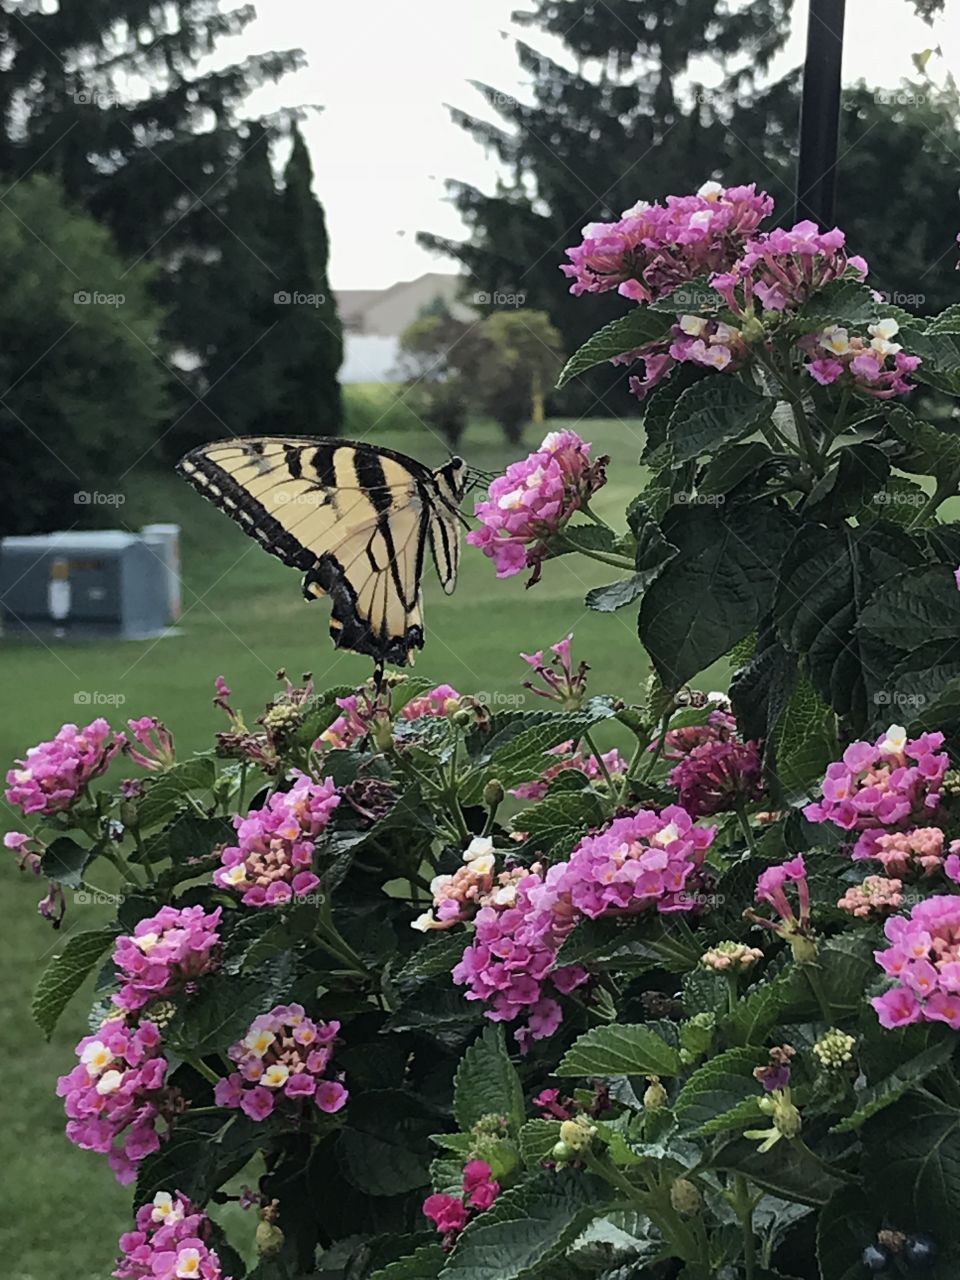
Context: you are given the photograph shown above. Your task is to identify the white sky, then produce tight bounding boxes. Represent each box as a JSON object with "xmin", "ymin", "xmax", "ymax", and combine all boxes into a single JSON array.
[{"xmin": 223, "ymin": 0, "xmax": 957, "ymax": 288}]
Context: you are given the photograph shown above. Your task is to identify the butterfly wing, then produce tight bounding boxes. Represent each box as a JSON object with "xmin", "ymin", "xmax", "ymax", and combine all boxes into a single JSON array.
[
  {"xmin": 177, "ymin": 436, "xmax": 449, "ymax": 666},
  {"xmin": 427, "ymin": 457, "xmax": 468, "ymax": 596}
]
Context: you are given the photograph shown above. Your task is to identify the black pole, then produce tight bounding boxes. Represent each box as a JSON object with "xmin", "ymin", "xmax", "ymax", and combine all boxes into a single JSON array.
[{"xmin": 794, "ymin": 0, "xmax": 846, "ymax": 228}]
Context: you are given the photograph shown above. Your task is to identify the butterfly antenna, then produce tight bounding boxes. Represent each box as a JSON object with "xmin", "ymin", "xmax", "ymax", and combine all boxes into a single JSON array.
[{"xmin": 465, "ymin": 467, "xmax": 495, "ymax": 493}]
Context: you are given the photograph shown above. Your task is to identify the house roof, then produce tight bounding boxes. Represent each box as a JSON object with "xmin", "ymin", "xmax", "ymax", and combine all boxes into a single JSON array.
[{"xmin": 335, "ymin": 273, "xmax": 470, "ymax": 336}]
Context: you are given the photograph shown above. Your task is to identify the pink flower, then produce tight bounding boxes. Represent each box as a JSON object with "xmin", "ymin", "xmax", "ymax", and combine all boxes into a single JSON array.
[
  {"xmin": 423, "ymin": 1193, "xmax": 469, "ymax": 1235},
  {"xmin": 753, "ymin": 855, "xmax": 810, "ymax": 931},
  {"xmin": 838, "ymin": 875, "xmax": 904, "ymax": 918},
  {"xmin": 804, "ymin": 727, "xmax": 948, "ymax": 851},
  {"xmin": 123, "ymin": 717, "xmax": 176, "ymax": 771},
  {"xmin": 213, "ymin": 772, "xmax": 340, "ymax": 906},
  {"xmin": 463, "ymin": 1159, "xmax": 500, "ymax": 1210},
  {"xmin": 217, "ymin": 1005, "xmax": 346, "ymax": 1121},
  {"xmin": 561, "ymin": 183, "xmax": 772, "ymax": 299},
  {"xmin": 855, "ymin": 827, "xmax": 944, "ymax": 877},
  {"xmin": 667, "ymin": 723, "xmax": 762, "ymax": 817},
  {"xmin": 400, "ymin": 684, "xmax": 460, "ymax": 720},
  {"xmin": 807, "ymin": 357, "xmax": 845, "ymax": 385},
  {"xmin": 6, "ymin": 718, "xmax": 121, "ymax": 817},
  {"xmin": 112, "ymin": 905, "xmax": 222, "ymax": 1013},
  {"xmin": 113, "ymin": 1191, "xmax": 232, "ymax": 1280},
  {"xmin": 557, "ymin": 805, "xmax": 716, "ymax": 918},
  {"xmin": 57, "ymin": 1020, "xmax": 174, "ymax": 1184},
  {"xmin": 520, "ymin": 633, "xmax": 591, "ymax": 709},
  {"xmin": 872, "ymin": 896, "xmax": 960, "ymax": 1028},
  {"xmin": 467, "ymin": 432, "xmax": 606, "ymax": 582}
]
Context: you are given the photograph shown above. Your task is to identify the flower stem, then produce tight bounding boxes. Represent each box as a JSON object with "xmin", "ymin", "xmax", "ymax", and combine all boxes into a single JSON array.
[
  {"xmin": 186, "ymin": 1056, "xmax": 221, "ymax": 1086},
  {"xmin": 555, "ymin": 530, "xmax": 635, "ymax": 570},
  {"xmin": 735, "ymin": 801, "xmax": 758, "ymax": 856},
  {"xmin": 582, "ymin": 730, "xmax": 614, "ymax": 792},
  {"xmin": 733, "ymin": 1174, "xmax": 756, "ymax": 1280},
  {"xmin": 909, "ymin": 467, "xmax": 960, "ymax": 529}
]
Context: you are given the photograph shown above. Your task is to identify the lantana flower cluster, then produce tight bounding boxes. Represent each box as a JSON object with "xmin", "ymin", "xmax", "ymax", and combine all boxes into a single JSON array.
[
  {"xmin": 123, "ymin": 716, "xmax": 176, "ymax": 771},
  {"xmin": 213, "ymin": 771, "xmax": 340, "ymax": 906},
  {"xmin": 214, "ymin": 1003, "xmax": 347, "ymax": 1120},
  {"xmin": 561, "ymin": 181, "xmax": 772, "ymax": 301},
  {"xmin": 803, "ymin": 725, "xmax": 948, "ymax": 858},
  {"xmin": 4, "ymin": 828, "xmax": 66, "ymax": 925},
  {"xmin": 799, "ymin": 319, "xmax": 921, "ymax": 397},
  {"xmin": 838, "ymin": 874, "xmax": 905, "ymax": 919},
  {"xmin": 57, "ymin": 1019, "xmax": 173, "ymax": 1184},
  {"xmin": 112, "ymin": 905, "xmax": 223, "ymax": 1013},
  {"xmin": 467, "ymin": 431, "xmax": 607, "ymax": 581},
  {"xmin": 114, "ymin": 1190, "xmax": 231, "ymax": 1280},
  {"xmin": 663, "ymin": 710, "xmax": 762, "ymax": 818},
  {"xmin": 5, "ymin": 716, "xmax": 121, "ymax": 816},
  {"xmin": 423, "ymin": 1159, "xmax": 501, "ymax": 1242},
  {"xmin": 452, "ymin": 804, "xmax": 715, "ymax": 1047},
  {"xmin": 873, "ymin": 896, "xmax": 960, "ymax": 1029},
  {"xmin": 412, "ymin": 836, "xmax": 498, "ymax": 931},
  {"xmin": 452, "ymin": 861, "xmax": 589, "ymax": 1051}
]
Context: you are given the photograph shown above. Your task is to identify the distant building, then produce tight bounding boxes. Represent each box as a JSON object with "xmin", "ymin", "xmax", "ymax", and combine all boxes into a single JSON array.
[{"xmin": 335, "ymin": 272, "xmax": 473, "ymax": 383}]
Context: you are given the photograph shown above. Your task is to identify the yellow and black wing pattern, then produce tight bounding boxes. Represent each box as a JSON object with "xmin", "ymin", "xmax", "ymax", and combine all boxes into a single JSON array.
[{"xmin": 176, "ymin": 436, "xmax": 467, "ymax": 667}]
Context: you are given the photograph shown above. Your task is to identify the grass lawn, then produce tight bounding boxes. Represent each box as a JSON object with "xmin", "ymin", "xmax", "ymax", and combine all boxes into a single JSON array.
[{"xmin": 5, "ymin": 405, "xmax": 733, "ymax": 1280}]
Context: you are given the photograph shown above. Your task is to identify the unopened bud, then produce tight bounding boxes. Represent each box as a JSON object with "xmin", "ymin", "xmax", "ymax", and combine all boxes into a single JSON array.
[
  {"xmin": 451, "ymin": 707, "xmax": 473, "ymax": 728},
  {"xmin": 559, "ymin": 1118, "xmax": 595, "ymax": 1152},
  {"xmin": 670, "ymin": 1178, "xmax": 702, "ymax": 1217},
  {"xmin": 551, "ymin": 1139, "xmax": 574, "ymax": 1162},
  {"xmin": 256, "ymin": 1220, "xmax": 284, "ymax": 1256},
  {"xmin": 643, "ymin": 1077, "xmax": 668, "ymax": 1110},
  {"xmin": 483, "ymin": 779, "xmax": 505, "ymax": 808}
]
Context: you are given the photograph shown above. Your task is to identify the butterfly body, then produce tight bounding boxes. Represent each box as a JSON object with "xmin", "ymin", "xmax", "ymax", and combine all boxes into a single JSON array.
[{"xmin": 177, "ymin": 436, "xmax": 467, "ymax": 668}]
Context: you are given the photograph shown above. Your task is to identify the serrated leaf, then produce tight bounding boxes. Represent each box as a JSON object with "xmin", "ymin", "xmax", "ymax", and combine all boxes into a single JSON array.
[
  {"xmin": 454, "ymin": 1025, "xmax": 525, "ymax": 1134},
  {"xmin": 557, "ymin": 1023, "xmax": 683, "ymax": 1078},
  {"xmin": 863, "ymin": 1094, "xmax": 960, "ymax": 1234},
  {"xmin": 674, "ymin": 1048, "xmax": 763, "ymax": 1136},
  {"xmin": 557, "ymin": 915, "xmax": 702, "ymax": 974},
  {"xmin": 665, "ymin": 377, "xmax": 776, "ymax": 465},
  {"xmin": 832, "ymin": 1036, "xmax": 955, "ymax": 1133},
  {"xmin": 858, "ymin": 564, "xmax": 960, "ymax": 651},
  {"xmin": 519, "ymin": 1119, "xmax": 561, "ymax": 1168},
  {"xmin": 698, "ymin": 441, "xmax": 778, "ymax": 496},
  {"xmin": 797, "ymin": 278, "xmax": 914, "ymax": 329},
  {"xmin": 138, "ymin": 757, "xmax": 217, "ymax": 829},
  {"xmin": 557, "ymin": 310, "xmax": 674, "ymax": 387},
  {"xmin": 369, "ymin": 1244, "xmax": 445, "ymax": 1280},
  {"xmin": 32, "ymin": 926, "xmax": 119, "ymax": 1038},
  {"xmin": 640, "ymin": 501, "xmax": 795, "ymax": 690},
  {"xmin": 396, "ymin": 932, "xmax": 469, "ymax": 987},
  {"xmin": 513, "ymin": 790, "xmax": 605, "ymax": 857},
  {"xmin": 711, "ymin": 1134, "xmax": 842, "ymax": 1206},
  {"xmin": 440, "ymin": 1171, "xmax": 611, "ymax": 1280},
  {"xmin": 816, "ymin": 1187, "xmax": 877, "ymax": 1280}
]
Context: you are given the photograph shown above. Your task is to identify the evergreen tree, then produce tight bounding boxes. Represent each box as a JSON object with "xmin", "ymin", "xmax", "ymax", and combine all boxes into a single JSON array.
[
  {"xmin": 269, "ymin": 124, "xmax": 343, "ymax": 436},
  {"xmin": 0, "ymin": 176, "xmax": 170, "ymax": 533}
]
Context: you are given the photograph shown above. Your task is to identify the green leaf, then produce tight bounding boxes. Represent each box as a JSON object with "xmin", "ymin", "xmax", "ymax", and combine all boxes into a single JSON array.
[
  {"xmin": 136, "ymin": 815, "xmax": 234, "ymax": 867},
  {"xmin": 881, "ymin": 403, "xmax": 960, "ymax": 480},
  {"xmin": 454, "ymin": 1025, "xmax": 525, "ymax": 1135},
  {"xmin": 797, "ymin": 278, "xmax": 914, "ymax": 329},
  {"xmin": 771, "ymin": 668, "xmax": 838, "ymax": 803},
  {"xmin": 858, "ymin": 565, "xmax": 960, "ymax": 651},
  {"xmin": 557, "ymin": 915, "xmax": 702, "ymax": 975},
  {"xmin": 519, "ymin": 1119, "xmax": 561, "ymax": 1168},
  {"xmin": 40, "ymin": 837, "xmax": 91, "ymax": 888},
  {"xmin": 674, "ymin": 1048, "xmax": 763, "ymax": 1136},
  {"xmin": 711, "ymin": 1135, "xmax": 842, "ymax": 1206},
  {"xmin": 665, "ymin": 377, "xmax": 775, "ymax": 465},
  {"xmin": 369, "ymin": 1244, "xmax": 445, "ymax": 1280},
  {"xmin": 440, "ymin": 1171, "xmax": 611, "ymax": 1280},
  {"xmin": 832, "ymin": 1037, "xmax": 956, "ymax": 1133},
  {"xmin": 557, "ymin": 309, "xmax": 674, "ymax": 387},
  {"xmin": 639, "ymin": 501, "xmax": 796, "ymax": 690},
  {"xmin": 640, "ymin": 366, "xmax": 707, "ymax": 464},
  {"xmin": 863, "ymin": 1094, "xmax": 960, "ymax": 1236},
  {"xmin": 546, "ymin": 523, "xmax": 621, "ymax": 561},
  {"xmin": 166, "ymin": 961, "xmax": 293, "ymax": 1057},
  {"xmin": 513, "ymin": 790, "xmax": 605, "ymax": 858},
  {"xmin": 774, "ymin": 522, "xmax": 924, "ymax": 729},
  {"xmin": 698, "ymin": 441, "xmax": 778, "ymax": 496},
  {"xmin": 32, "ymin": 926, "xmax": 119, "ymax": 1038},
  {"xmin": 557, "ymin": 1023, "xmax": 683, "ymax": 1079},
  {"xmin": 138, "ymin": 757, "xmax": 217, "ymax": 829},
  {"xmin": 395, "ymin": 932, "xmax": 469, "ymax": 987},
  {"xmin": 339, "ymin": 1090, "xmax": 436, "ymax": 1197},
  {"xmin": 804, "ymin": 444, "xmax": 890, "ymax": 523},
  {"xmin": 816, "ymin": 1187, "xmax": 879, "ymax": 1280},
  {"xmin": 927, "ymin": 302, "xmax": 960, "ymax": 335}
]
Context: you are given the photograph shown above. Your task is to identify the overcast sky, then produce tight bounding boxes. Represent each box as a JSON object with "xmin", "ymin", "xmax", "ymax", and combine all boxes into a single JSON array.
[{"xmin": 221, "ymin": 0, "xmax": 957, "ymax": 288}]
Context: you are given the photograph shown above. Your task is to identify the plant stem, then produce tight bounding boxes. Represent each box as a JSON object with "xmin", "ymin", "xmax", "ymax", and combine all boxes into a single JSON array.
[
  {"xmin": 579, "ymin": 497, "xmax": 615, "ymax": 531},
  {"xmin": 582, "ymin": 730, "xmax": 614, "ymax": 791},
  {"xmin": 909, "ymin": 468, "xmax": 960, "ymax": 529},
  {"xmin": 555, "ymin": 530, "xmax": 635, "ymax": 570},
  {"xmin": 640, "ymin": 709, "xmax": 672, "ymax": 783},
  {"xmin": 186, "ymin": 1056, "xmax": 221, "ymax": 1086},
  {"xmin": 802, "ymin": 962, "xmax": 834, "ymax": 1024},
  {"xmin": 617, "ymin": 736, "xmax": 650, "ymax": 806},
  {"xmin": 445, "ymin": 736, "xmax": 471, "ymax": 843},
  {"xmin": 735, "ymin": 802, "xmax": 758, "ymax": 856},
  {"xmin": 733, "ymin": 1175, "xmax": 756, "ymax": 1280}
]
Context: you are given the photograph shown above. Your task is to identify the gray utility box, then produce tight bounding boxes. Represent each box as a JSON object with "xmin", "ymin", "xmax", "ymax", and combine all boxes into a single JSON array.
[{"xmin": 0, "ymin": 530, "xmax": 177, "ymax": 641}]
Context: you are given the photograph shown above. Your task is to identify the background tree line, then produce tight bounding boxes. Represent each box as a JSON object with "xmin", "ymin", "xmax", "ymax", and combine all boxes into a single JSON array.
[{"xmin": 1, "ymin": 0, "xmax": 342, "ymax": 533}]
